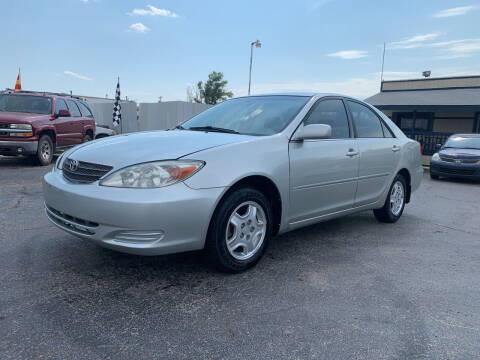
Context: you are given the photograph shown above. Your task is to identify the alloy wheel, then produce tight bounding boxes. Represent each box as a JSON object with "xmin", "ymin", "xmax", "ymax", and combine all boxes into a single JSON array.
[
  {"xmin": 390, "ymin": 181, "xmax": 404, "ymax": 216},
  {"xmin": 225, "ymin": 201, "xmax": 267, "ymax": 260}
]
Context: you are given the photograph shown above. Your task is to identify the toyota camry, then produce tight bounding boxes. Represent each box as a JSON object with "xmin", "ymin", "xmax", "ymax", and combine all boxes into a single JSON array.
[{"xmin": 43, "ymin": 94, "xmax": 423, "ymax": 272}]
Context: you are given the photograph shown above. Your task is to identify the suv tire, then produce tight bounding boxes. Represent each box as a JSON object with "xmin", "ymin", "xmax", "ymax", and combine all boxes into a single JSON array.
[
  {"xmin": 83, "ymin": 133, "xmax": 92, "ymax": 143},
  {"xmin": 373, "ymin": 174, "xmax": 406, "ymax": 223},
  {"xmin": 206, "ymin": 187, "xmax": 273, "ymax": 273},
  {"xmin": 35, "ymin": 135, "xmax": 54, "ymax": 166}
]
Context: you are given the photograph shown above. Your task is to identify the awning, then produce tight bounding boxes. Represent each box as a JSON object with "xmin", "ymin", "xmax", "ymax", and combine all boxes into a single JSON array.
[{"xmin": 365, "ymin": 88, "xmax": 480, "ymax": 111}]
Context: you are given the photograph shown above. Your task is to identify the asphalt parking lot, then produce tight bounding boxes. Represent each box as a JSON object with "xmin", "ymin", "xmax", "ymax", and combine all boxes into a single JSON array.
[{"xmin": 1, "ymin": 156, "xmax": 479, "ymax": 360}]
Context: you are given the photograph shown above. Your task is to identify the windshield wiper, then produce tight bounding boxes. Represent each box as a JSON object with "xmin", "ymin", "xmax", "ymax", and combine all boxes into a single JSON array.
[
  {"xmin": 188, "ymin": 126, "xmax": 239, "ymax": 134},
  {"xmin": 174, "ymin": 125, "xmax": 185, "ymax": 130}
]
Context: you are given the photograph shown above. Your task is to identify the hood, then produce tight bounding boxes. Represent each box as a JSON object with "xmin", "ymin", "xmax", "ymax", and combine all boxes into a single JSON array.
[
  {"xmin": 440, "ymin": 147, "xmax": 480, "ymax": 158},
  {"xmin": 0, "ymin": 112, "xmax": 48, "ymax": 123},
  {"xmin": 68, "ymin": 130, "xmax": 254, "ymax": 168}
]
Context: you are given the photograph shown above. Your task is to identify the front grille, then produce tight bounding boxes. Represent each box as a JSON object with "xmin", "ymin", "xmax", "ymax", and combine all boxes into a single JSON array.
[
  {"xmin": 440, "ymin": 155, "xmax": 480, "ymax": 164},
  {"xmin": 437, "ymin": 166, "xmax": 475, "ymax": 176},
  {"xmin": 63, "ymin": 158, "xmax": 113, "ymax": 184},
  {"xmin": 0, "ymin": 123, "xmax": 9, "ymax": 129},
  {"xmin": 45, "ymin": 204, "xmax": 98, "ymax": 235}
]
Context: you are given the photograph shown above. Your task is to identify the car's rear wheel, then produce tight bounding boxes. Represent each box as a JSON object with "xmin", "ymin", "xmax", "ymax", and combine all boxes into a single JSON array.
[
  {"xmin": 206, "ymin": 187, "xmax": 273, "ymax": 272},
  {"xmin": 83, "ymin": 133, "xmax": 93, "ymax": 142},
  {"xmin": 35, "ymin": 135, "xmax": 54, "ymax": 166},
  {"xmin": 373, "ymin": 174, "xmax": 406, "ymax": 223}
]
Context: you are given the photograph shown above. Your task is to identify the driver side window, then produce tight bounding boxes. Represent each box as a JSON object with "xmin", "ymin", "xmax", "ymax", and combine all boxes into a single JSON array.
[{"xmin": 303, "ymin": 99, "xmax": 350, "ymax": 138}]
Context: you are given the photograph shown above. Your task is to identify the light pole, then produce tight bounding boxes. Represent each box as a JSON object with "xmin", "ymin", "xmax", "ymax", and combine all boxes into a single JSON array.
[{"xmin": 248, "ymin": 40, "xmax": 261, "ymax": 95}]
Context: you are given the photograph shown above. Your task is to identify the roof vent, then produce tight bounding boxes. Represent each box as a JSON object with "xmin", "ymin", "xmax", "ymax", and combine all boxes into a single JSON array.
[{"xmin": 422, "ymin": 71, "xmax": 431, "ymax": 78}]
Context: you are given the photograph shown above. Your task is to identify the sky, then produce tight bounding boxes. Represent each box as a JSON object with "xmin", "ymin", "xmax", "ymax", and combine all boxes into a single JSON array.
[{"xmin": 1, "ymin": 0, "xmax": 479, "ymax": 102}]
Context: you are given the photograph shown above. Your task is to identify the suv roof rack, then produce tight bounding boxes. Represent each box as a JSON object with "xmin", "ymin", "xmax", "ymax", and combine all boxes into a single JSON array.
[{"xmin": 3, "ymin": 89, "xmax": 81, "ymax": 99}]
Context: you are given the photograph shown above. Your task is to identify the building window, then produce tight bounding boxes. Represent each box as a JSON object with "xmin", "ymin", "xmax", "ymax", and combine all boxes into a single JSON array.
[{"xmin": 393, "ymin": 112, "xmax": 433, "ymax": 132}]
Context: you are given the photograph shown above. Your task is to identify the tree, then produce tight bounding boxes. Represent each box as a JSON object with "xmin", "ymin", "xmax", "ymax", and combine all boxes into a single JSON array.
[{"xmin": 193, "ymin": 71, "xmax": 233, "ymax": 105}]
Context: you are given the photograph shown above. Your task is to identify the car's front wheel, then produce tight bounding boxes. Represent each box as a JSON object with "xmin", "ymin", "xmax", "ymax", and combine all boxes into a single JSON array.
[
  {"xmin": 373, "ymin": 174, "xmax": 406, "ymax": 223},
  {"xmin": 206, "ymin": 187, "xmax": 273, "ymax": 272}
]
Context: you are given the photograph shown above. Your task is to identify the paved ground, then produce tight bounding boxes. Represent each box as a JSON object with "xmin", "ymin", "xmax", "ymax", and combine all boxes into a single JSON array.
[{"xmin": 1, "ymin": 156, "xmax": 479, "ymax": 360}]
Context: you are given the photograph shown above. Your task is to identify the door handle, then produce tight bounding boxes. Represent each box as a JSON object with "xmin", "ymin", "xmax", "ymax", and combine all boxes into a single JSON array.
[
  {"xmin": 392, "ymin": 145, "xmax": 401, "ymax": 152},
  {"xmin": 346, "ymin": 149, "xmax": 359, "ymax": 157}
]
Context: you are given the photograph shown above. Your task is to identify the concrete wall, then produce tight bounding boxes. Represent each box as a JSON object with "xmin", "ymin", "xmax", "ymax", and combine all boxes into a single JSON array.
[
  {"xmin": 87, "ymin": 101, "xmax": 138, "ymax": 134},
  {"xmin": 138, "ymin": 101, "xmax": 211, "ymax": 131}
]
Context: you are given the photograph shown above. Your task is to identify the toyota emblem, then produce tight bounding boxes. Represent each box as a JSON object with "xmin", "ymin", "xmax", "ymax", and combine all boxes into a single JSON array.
[{"xmin": 68, "ymin": 159, "xmax": 79, "ymax": 171}]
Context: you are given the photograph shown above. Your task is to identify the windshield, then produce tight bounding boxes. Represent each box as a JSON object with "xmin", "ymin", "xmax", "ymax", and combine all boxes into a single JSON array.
[
  {"xmin": 181, "ymin": 96, "xmax": 310, "ymax": 135},
  {"xmin": 444, "ymin": 136, "xmax": 480, "ymax": 150},
  {"xmin": 0, "ymin": 94, "xmax": 52, "ymax": 115}
]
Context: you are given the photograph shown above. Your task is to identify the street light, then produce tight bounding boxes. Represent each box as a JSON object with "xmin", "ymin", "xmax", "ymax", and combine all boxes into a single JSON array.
[{"xmin": 248, "ymin": 40, "xmax": 261, "ymax": 95}]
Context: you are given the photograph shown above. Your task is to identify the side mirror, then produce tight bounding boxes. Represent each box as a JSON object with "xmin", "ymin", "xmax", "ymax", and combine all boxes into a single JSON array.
[
  {"xmin": 294, "ymin": 124, "xmax": 332, "ymax": 140},
  {"xmin": 56, "ymin": 109, "xmax": 71, "ymax": 118}
]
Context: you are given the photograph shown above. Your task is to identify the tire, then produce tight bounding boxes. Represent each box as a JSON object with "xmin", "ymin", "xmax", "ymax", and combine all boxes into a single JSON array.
[
  {"xmin": 206, "ymin": 187, "xmax": 273, "ymax": 273},
  {"xmin": 373, "ymin": 174, "xmax": 407, "ymax": 223},
  {"xmin": 83, "ymin": 133, "xmax": 93, "ymax": 142},
  {"xmin": 430, "ymin": 173, "xmax": 439, "ymax": 180},
  {"xmin": 35, "ymin": 135, "xmax": 54, "ymax": 166}
]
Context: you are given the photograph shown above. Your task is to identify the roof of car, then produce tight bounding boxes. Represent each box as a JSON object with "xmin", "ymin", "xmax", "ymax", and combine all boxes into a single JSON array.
[
  {"xmin": 450, "ymin": 133, "xmax": 480, "ymax": 138},
  {"xmin": 244, "ymin": 92, "xmax": 364, "ymax": 100}
]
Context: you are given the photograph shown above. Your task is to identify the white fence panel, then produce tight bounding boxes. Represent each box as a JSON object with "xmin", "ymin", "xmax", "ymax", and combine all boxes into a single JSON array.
[
  {"xmin": 138, "ymin": 102, "xmax": 211, "ymax": 131},
  {"xmin": 87, "ymin": 101, "xmax": 138, "ymax": 134}
]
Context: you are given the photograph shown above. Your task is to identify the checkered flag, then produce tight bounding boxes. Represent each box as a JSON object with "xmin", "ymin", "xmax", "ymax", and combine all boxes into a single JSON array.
[{"xmin": 112, "ymin": 77, "xmax": 121, "ymax": 127}]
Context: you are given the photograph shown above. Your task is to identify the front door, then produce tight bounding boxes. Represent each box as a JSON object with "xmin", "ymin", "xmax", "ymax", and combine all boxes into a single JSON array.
[
  {"xmin": 53, "ymin": 99, "xmax": 73, "ymax": 146},
  {"xmin": 289, "ymin": 98, "xmax": 359, "ymax": 224},
  {"xmin": 346, "ymin": 100, "xmax": 401, "ymax": 207}
]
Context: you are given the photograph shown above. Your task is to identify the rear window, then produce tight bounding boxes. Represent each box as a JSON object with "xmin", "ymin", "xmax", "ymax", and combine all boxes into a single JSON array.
[
  {"xmin": 78, "ymin": 102, "xmax": 93, "ymax": 117},
  {"xmin": 0, "ymin": 94, "xmax": 52, "ymax": 115}
]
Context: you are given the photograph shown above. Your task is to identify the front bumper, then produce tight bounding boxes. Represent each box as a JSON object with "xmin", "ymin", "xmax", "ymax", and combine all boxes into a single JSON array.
[
  {"xmin": 430, "ymin": 160, "xmax": 480, "ymax": 180},
  {"xmin": 43, "ymin": 170, "xmax": 225, "ymax": 255},
  {"xmin": 0, "ymin": 140, "xmax": 38, "ymax": 156}
]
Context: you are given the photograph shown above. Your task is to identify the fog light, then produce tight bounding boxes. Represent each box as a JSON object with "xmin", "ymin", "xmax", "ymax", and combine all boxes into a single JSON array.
[{"xmin": 113, "ymin": 230, "xmax": 165, "ymax": 243}]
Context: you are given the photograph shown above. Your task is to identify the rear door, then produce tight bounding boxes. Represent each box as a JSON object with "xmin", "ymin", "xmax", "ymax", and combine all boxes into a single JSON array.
[
  {"xmin": 289, "ymin": 98, "xmax": 359, "ymax": 223},
  {"xmin": 66, "ymin": 99, "xmax": 83, "ymax": 144},
  {"xmin": 53, "ymin": 98, "xmax": 74, "ymax": 146},
  {"xmin": 346, "ymin": 100, "xmax": 401, "ymax": 207}
]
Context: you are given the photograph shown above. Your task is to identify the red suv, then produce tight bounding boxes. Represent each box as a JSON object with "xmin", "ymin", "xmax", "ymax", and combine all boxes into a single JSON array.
[{"xmin": 0, "ymin": 91, "xmax": 95, "ymax": 165}]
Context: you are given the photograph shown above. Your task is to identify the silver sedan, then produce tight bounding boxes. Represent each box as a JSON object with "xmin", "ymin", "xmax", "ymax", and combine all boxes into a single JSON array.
[{"xmin": 43, "ymin": 94, "xmax": 423, "ymax": 272}]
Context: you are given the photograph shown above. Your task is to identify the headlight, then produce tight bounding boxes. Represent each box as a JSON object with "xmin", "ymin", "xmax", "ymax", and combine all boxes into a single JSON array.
[
  {"xmin": 99, "ymin": 160, "xmax": 205, "ymax": 188},
  {"xmin": 10, "ymin": 132, "xmax": 33, "ymax": 137},
  {"xmin": 431, "ymin": 153, "xmax": 440, "ymax": 161},
  {"xmin": 10, "ymin": 124, "xmax": 32, "ymax": 130}
]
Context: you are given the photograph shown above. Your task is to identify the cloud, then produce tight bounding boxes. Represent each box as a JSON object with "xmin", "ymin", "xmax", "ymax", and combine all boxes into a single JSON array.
[
  {"xmin": 64, "ymin": 71, "xmax": 92, "ymax": 81},
  {"xmin": 310, "ymin": 0, "xmax": 335, "ymax": 10},
  {"xmin": 389, "ymin": 33, "xmax": 440, "ymax": 49},
  {"xmin": 129, "ymin": 5, "xmax": 178, "ymax": 17},
  {"xmin": 433, "ymin": 5, "xmax": 477, "ymax": 18},
  {"xmin": 327, "ymin": 50, "xmax": 368, "ymax": 59},
  {"xmin": 430, "ymin": 38, "xmax": 480, "ymax": 58},
  {"xmin": 129, "ymin": 23, "xmax": 150, "ymax": 33}
]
